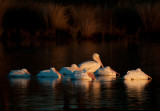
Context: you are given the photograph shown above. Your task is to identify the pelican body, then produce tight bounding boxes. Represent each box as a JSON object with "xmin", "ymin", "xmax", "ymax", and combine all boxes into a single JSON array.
[
  {"xmin": 8, "ymin": 69, "xmax": 30, "ymax": 78},
  {"xmin": 78, "ymin": 53, "xmax": 104, "ymax": 73},
  {"xmin": 59, "ymin": 64, "xmax": 80, "ymax": 75},
  {"xmin": 123, "ymin": 68, "xmax": 152, "ymax": 80},
  {"xmin": 94, "ymin": 66, "xmax": 116, "ymax": 76},
  {"xmin": 71, "ymin": 70, "xmax": 93, "ymax": 80},
  {"xmin": 37, "ymin": 67, "xmax": 63, "ymax": 78}
]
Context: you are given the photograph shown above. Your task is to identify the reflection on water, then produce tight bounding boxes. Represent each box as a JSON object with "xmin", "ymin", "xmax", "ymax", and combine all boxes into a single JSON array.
[
  {"xmin": 72, "ymin": 80, "xmax": 91, "ymax": 92},
  {"xmin": 37, "ymin": 78, "xmax": 61, "ymax": 87},
  {"xmin": 9, "ymin": 78, "xmax": 30, "ymax": 88},
  {"xmin": 0, "ymin": 39, "xmax": 160, "ymax": 110},
  {"xmin": 124, "ymin": 80, "xmax": 151, "ymax": 110},
  {"xmin": 96, "ymin": 76, "xmax": 116, "ymax": 88},
  {"xmin": 124, "ymin": 80, "xmax": 150, "ymax": 92}
]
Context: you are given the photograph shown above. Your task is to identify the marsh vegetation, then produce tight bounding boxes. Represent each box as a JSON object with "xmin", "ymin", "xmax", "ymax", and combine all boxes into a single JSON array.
[{"xmin": 0, "ymin": 0, "xmax": 160, "ymax": 42}]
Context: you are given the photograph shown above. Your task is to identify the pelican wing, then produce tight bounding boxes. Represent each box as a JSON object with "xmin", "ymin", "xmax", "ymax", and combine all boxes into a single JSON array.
[
  {"xmin": 79, "ymin": 61, "xmax": 98, "ymax": 70},
  {"xmin": 59, "ymin": 67, "xmax": 74, "ymax": 75}
]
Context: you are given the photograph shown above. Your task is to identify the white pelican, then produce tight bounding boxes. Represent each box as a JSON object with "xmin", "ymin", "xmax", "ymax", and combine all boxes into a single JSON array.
[
  {"xmin": 94, "ymin": 66, "xmax": 120, "ymax": 76},
  {"xmin": 123, "ymin": 68, "xmax": 152, "ymax": 80},
  {"xmin": 59, "ymin": 64, "xmax": 80, "ymax": 75},
  {"xmin": 8, "ymin": 68, "xmax": 30, "ymax": 78},
  {"xmin": 71, "ymin": 69, "xmax": 96, "ymax": 80},
  {"xmin": 78, "ymin": 53, "xmax": 104, "ymax": 73},
  {"xmin": 37, "ymin": 67, "xmax": 64, "ymax": 78}
]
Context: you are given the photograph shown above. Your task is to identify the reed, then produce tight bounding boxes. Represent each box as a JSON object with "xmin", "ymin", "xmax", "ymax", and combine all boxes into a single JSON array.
[
  {"xmin": 38, "ymin": 3, "xmax": 70, "ymax": 38},
  {"xmin": 95, "ymin": 4, "xmax": 124, "ymax": 39},
  {"xmin": 0, "ymin": 0, "xmax": 11, "ymax": 37},
  {"xmin": 136, "ymin": 2, "xmax": 160, "ymax": 33},
  {"xmin": 68, "ymin": 5, "xmax": 100, "ymax": 39},
  {"xmin": 0, "ymin": 0, "xmax": 160, "ymax": 41}
]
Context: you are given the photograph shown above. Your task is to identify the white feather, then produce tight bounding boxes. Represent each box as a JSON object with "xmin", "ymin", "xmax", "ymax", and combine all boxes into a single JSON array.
[
  {"xmin": 37, "ymin": 67, "xmax": 61, "ymax": 78},
  {"xmin": 123, "ymin": 68, "xmax": 151, "ymax": 80},
  {"xmin": 8, "ymin": 69, "xmax": 30, "ymax": 78},
  {"xmin": 71, "ymin": 70, "xmax": 92, "ymax": 80},
  {"xmin": 94, "ymin": 66, "xmax": 116, "ymax": 76}
]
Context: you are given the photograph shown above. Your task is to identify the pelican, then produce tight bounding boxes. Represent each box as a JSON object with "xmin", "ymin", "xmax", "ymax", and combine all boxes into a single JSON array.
[
  {"xmin": 71, "ymin": 69, "xmax": 96, "ymax": 80},
  {"xmin": 59, "ymin": 64, "xmax": 80, "ymax": 75},
  {"xmin": 78, "ymin": 53, "xmax": 104, "ymax": 73},
  {"xmin": 37, "ymin": 67, "xmax": 64, "ymax": 78},
  {"xmin": 94, "ymin": 66, "xmax": 120, "ymax": 76},
  {"xmin": 123, "ymin": 68, "xmax": 152, "ymax": 80},
  {"xmin": 8, "ymin": 68, "xmax": 30, "ymax": 78}
]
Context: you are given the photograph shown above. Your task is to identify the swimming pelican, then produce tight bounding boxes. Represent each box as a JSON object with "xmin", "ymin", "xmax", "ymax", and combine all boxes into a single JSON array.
[
  {"xmin": 37, "ymin": 67, "xmax": 64, "ymax": 78},
  {"xmin": 123, "ymin": 68, "xmax": 152, "ymax": 80},
  {"xmin": 59, "ymin": 64, "xmax": 80, "ymax": 75},
  {"xmin": 78, "ymin": 53, "xmax": 104, "ymax": 73},
  {"xmin": 71, "ymin": 69, "xmax": 96, "ymax": 80},
  {"xmin": 94, "ymin": 66, "xmax": 120, "ymax": 76},
  {"xmin": 8, "ymin": 68, "xmax": 30, "ymax": 78}
]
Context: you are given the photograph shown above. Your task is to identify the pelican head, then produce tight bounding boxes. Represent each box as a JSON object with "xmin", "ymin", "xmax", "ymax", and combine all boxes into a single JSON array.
[
  {"xmin": 22, "ymin": 69, "xmax": 30, "ymax": 74},
  {"xmin": 136, "ymin": 68, "xmax": 141, "ymax": 71},
  {"xmin": 93, "ymin": 53, "xmax": 99, "ymax": 60},
  {"xmin": 92, "ymin": 53, "xmax": 104, "ymax": 68},
  {"xmin": 50, "ymin": 67, "xmax": 56, "ymax": 71},
  {"xmin": 50, "ymin": 67, "xmax": 64, "ymax": 77},
  {"xmin": 71, "ymin": 64, "xmax": 78, "ymax": 68},
  {"xmin": 106, "ymin": 66, "xmax": 111, "ymax": 70}
]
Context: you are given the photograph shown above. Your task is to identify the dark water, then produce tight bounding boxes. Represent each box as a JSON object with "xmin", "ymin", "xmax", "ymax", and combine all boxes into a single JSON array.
[{"xmin": 0, "ymin": 39, "xmax": 160, "ymax": 110}]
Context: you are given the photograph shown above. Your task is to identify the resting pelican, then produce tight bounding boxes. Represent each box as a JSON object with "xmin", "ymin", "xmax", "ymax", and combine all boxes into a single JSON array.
[
  {"xmin": 71, "ymin": 69, "xmax": 96, "ymax": 80},
  {"xmin": 59, "ymin": 64, "xmax": 80, "ymax": 75},
  {"xmin": 123, "ymin": 68, "xmax": 152, "ymax": 80},
  {"xmin": 8, "ymin": 68, "xmax": 30, "ymax": 78},
  {"xmin": 37, "ymin": 67, "xmax": 64, "ymax": 78},
  {"xmin": 78, "ymin": 53, "xmax": 104, "ymax": 73},
  {"xmin": 94, "ymin": 66, "xmax": 120, "ymax": 76}
]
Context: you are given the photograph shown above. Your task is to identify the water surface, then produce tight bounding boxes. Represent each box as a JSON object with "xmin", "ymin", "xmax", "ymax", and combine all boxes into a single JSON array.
[{"xmin": 0, "ymin": 39, "xmax": 160, "ymax": 110}]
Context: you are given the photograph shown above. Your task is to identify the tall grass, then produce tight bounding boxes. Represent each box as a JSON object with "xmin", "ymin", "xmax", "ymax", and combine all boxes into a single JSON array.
[
  {"xmin": 136, "ymin": 3, "xmax": 160, "ymax": 33},
  {"xmin": 0, "ymin": 0, "xmax": 160, "ymax": 41},
  {"xmin": 69, "ymin": 5, "xmax": 100, "ymax": 38},
  {"xmin": 39, "ymin": 3, "xmax": 70, "ymax": 38},
  {"xmin": 0, "ymin": 0, "xmax": 11, "ymax": 37},
  {"xmin": 95, "ymin": 4, "xmax": 123, "ymax": 39}
]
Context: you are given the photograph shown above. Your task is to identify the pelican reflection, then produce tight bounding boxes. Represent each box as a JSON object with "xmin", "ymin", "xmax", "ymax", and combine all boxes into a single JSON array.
[
  {"xmin": 124, "ymin": 80, "xmax": 151, "ymax": 102},
  {"xmin": 96, "ymin": 75, "xmax": 116, "ymax": 88},
  {"xmin": 72, "ymin": 79, "xmax": 91, "ymax": 92},
  {"xmin": 37, "ymin": 78, "xmax": 61, "ymax": 87},
  {"xmin": 9, "ymin": 78, "xmax": 30, "ymax": 88}
]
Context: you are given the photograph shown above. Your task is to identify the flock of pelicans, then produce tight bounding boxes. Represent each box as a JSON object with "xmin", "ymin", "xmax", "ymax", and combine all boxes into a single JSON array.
[{"xmin": 8, "ymin": 53, "xmax": 152, "ymax": 81}]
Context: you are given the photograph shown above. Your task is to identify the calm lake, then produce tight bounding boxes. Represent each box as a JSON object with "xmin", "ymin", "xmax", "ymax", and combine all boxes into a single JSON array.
[{"xmin": 0, "ymin": 39, "xmax": 160, "ymax": 110}]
